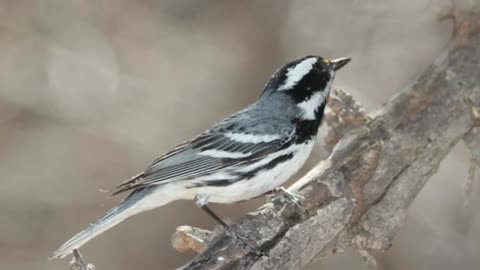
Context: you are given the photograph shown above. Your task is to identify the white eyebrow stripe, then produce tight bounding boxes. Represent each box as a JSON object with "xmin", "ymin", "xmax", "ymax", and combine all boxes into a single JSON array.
[
  {"xmin": 224, "ymin": 132, "xmax": 281, "ymax": 143},
  {"xmin": 197, "ymin": 149, "xmax": 252, "ymax": 159},
  {"xmin": 278, "ymin": 57, "xmax": 318, "ymax": 91}
]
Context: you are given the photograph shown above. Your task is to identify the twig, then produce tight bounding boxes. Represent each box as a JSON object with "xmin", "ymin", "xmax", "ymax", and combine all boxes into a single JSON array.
[{"xmin": 463, "ymin": 127, "xmax": 480, "ymax": 207}]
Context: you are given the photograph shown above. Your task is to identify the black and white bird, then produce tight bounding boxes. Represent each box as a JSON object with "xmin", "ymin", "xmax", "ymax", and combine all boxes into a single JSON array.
[{"xmin": 50, "ymin": 55, "xmax": 350, "ymax": 259}]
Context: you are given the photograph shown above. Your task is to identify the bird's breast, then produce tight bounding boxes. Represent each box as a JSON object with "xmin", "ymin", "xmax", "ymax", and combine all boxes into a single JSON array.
[{"xmin": 204, "ymin": 140, "xmax": 315, "ymax": 203}]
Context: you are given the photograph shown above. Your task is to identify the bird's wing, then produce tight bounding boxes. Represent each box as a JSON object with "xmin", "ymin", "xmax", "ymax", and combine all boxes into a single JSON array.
[{"xmin": 112, "ymin": 127, "xmax": 292, "ymax": 195}]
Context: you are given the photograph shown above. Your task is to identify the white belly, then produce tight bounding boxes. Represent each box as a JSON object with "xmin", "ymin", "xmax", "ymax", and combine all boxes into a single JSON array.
[{"xmin": 202, "ymin": 140, "xmax": 315, "ymax": 203}]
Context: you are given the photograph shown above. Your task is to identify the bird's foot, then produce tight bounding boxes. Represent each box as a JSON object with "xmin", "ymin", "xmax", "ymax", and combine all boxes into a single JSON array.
[
  {"xmin": 69, "ymin": 249, "xmax": 95, "ymax": 270},
  {"xmin": 272, "ymin": 187, "xmax": 304, "ymax": 208}
]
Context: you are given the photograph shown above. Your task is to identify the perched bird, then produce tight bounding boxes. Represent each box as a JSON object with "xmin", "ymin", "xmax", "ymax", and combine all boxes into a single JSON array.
[{"xmin": 50, "ymin": 55, "xmax": 350, "ymax": 259}]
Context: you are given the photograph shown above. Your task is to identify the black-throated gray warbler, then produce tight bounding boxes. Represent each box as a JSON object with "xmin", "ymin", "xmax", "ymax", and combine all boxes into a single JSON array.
[{"xmin": 51, "ymin": 55, "xmax": 351, "ymax": 259}]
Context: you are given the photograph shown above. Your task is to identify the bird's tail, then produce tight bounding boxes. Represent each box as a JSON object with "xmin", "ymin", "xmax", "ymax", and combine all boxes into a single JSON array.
[{"xmin": 50, "ymin": 188, "xmax": 166, "ymax": 259}]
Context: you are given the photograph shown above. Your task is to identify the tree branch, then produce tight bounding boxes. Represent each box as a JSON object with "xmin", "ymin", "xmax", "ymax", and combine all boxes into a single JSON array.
[{"xmin": 176, "ymin": 11, "xmax": 480, "ymax": 270}]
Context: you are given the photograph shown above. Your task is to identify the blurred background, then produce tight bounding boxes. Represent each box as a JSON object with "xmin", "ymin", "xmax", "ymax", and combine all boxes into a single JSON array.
[{"xmin": 0, "ymin": 0, "xmax": 479, "ymax": 269}]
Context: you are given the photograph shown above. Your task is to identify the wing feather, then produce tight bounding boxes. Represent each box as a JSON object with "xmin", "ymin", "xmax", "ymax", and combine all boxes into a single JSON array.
[{"xmin": 112, "ymin": 131, "xmax": 290, "ymax": 195}]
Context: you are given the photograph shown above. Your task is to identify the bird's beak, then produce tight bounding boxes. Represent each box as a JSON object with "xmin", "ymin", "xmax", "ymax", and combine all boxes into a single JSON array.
[{"xmin": 330, "ymin": 57, "xmax": 351, "ymax": 71}]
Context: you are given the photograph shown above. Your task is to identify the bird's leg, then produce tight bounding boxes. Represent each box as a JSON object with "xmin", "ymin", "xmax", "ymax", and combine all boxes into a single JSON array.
[
  {"xmin": 194, "ymin": 194, "xmax": 231, "ymax": 228},
  {"xmin": 199, "ymin": 204, "xmax": 229, "ymax": 228},
  {"xmin": 194, "ymin": 194, "xmax": 263, "ymax": 256}
]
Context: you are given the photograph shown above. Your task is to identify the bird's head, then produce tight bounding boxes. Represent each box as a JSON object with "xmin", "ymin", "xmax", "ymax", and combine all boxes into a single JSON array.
[{"xmin": 260, "ymin": 56, "xmax": 350, "ymax": 121}]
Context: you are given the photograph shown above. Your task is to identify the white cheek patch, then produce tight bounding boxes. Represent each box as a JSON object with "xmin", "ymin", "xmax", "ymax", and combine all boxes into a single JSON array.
[
  {"xmin": 278, "ymin": 57, "xmax": 318, "ymax": 91},
  {"xmin": 297, "ymin": 75, "xmax": 334, "ymax": 120},
  {"xmin": 297, "ymin": 91, "xmax": 327, "ymax": 120}
]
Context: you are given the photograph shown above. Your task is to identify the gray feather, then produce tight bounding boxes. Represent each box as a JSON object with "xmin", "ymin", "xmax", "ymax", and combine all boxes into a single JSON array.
[{"xmin": 113, "ymin": 103, "xmax": 295, "ymax": 193}]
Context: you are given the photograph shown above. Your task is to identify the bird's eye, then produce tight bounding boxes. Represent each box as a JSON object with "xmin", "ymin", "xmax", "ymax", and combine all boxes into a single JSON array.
[
  {"xmin": 313, "ymin": 62, "xmax": 325, "ymax": 71},
  {"xmin": 322, "ymin": 58, "xmax": 330, "ymax": 64}
]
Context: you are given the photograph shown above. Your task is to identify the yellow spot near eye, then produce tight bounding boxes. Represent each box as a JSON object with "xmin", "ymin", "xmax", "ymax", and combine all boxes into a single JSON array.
[{"xmin": 323, "ymin": 58, "xmax": 330, "ymax": 64}]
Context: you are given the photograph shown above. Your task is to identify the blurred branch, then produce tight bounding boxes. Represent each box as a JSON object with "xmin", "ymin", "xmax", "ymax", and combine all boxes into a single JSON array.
[
  {"xmin": 173, "ymin": 226, "xmax": 212, "ymax": 254},
  {"xmin": 463, "ymin": 127, "xmax": 480, "ymax": 206},
  {"xmin": 176, "ymin": 11, "xmax": 480, "ymax": 270},
  {"xmin": 323, "ymin": 88, "xmax": 370, "ymax": 154}
]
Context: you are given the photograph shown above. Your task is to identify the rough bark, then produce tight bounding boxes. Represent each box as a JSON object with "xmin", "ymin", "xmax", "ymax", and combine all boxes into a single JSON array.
[{"xmin": 175, "ymin": 12, "xmax": 480, "ymax": 270}]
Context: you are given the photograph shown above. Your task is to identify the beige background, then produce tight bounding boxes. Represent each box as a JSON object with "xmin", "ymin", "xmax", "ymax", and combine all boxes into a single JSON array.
[{"xmin": 0, "ymin": 0, "xmax": 479, "ymax": 269}]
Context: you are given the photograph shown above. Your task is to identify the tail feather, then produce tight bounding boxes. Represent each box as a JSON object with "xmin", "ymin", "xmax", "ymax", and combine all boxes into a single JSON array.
[{"xmin": 50, "ymin": 189, "xmax": 151, "ymax": 259}]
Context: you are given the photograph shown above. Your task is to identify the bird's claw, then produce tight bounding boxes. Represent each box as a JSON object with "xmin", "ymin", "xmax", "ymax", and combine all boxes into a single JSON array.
[
  {"xmin": 69, "ymin": 249, "xmax": 95, "ymax": 270},
  {"xmin": 224, "ymin": 226, "xmax": 266, "ymax": 257},
  {"xmin": 273, "ymin": 187, "xmax": 304, "ymax": 208}
]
